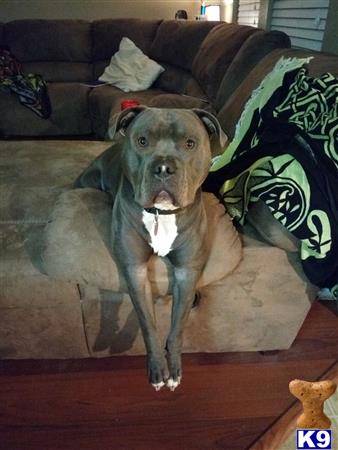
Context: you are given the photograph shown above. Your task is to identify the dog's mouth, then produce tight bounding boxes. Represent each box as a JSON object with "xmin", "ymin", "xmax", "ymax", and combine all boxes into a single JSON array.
[{"xmin": 153, "ymin": 190, "xmax": 179, "ymax": 210}]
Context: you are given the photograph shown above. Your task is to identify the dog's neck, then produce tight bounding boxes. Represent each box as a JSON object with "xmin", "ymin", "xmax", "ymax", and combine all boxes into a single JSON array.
[
  {"xmin": 141, "ymin": 190, "xmax": 205, "ymax": 257},
  {"xmin": 143, "ymin": 206, "xmax": 182, "ymax": 216}
]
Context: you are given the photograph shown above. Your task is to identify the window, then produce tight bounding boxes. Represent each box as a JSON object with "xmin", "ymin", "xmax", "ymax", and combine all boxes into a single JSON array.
[
  {"xmin": 270, "ymin": 0, "xmax": 330, "ymax": 51},
  {"xmin": 237, "ymin": 0, "xmax": 260, "ymax": 27},
  {"xmin": 206, "ymin": 5, "xmax": 221, "ymax": 21}
]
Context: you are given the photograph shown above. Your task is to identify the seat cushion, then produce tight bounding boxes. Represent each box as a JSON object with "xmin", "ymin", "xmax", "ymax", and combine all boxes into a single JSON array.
[
  {"xmin": 88, "ymin": 85, "xmax": 166, "ymax": 138},
  {"xmin": 42, "ymin": 189, "xmax": 242, "ymax": 297},
  {"xmin": 0, "ymin": 82, "xmax": 91, "ymax": 137},
  {"xmin": 0, "ymin": 140, "xmax": 111, "ymax": 283}
]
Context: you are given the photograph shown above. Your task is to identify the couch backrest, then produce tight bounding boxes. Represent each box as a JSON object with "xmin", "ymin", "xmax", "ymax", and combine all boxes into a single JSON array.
[
  {"xmin": 192, "ymin": 23, "xmax": 260, "ymax": 103},
  {"xmin": 3, "ymin": 20, "xmax": 92, "ymax": 82},
  {"xmin": 92, "ymin": 19, "xmax": 161, "ymax": 80},
  {"xmin": 152, "ymin": 63, "xmax": 207, "ymax": 99},
  {"xmin": 2, "ymin": 18, "xmax": 292, "ymax": 101},
  {"xmin": 148, "ymin": 20, "xmax": 218, "ymax": 72},
  {"xmin": 215, "ymin": 30, "xmax": 291, "ymax": 111}
]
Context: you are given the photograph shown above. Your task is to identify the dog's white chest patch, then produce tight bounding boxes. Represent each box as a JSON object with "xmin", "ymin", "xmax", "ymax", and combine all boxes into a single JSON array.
[{"xmin": 142, "ymin": 211, "xmax": 178, "ymax": 257}]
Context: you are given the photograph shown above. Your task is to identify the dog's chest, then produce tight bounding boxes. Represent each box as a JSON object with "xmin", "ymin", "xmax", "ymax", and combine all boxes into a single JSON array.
[{"xmin": 142, "ymin": 211, "xmax": 178, "ymax": 257}]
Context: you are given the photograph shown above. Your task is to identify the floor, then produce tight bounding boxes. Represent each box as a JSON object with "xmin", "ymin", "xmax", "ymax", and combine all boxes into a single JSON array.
[{"xmin": 0, "ymin": 300, "xmax": 337, "ymax": 450}]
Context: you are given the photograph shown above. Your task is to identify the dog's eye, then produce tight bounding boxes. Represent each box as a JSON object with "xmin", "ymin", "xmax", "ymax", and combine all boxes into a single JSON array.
[
  {"xmin": 138, "ymin": 136, "xmax": 148, "ymax": 147},
  {"xmin": 185, "ymin": 139, "xmax": 195, "ymax": 150}
]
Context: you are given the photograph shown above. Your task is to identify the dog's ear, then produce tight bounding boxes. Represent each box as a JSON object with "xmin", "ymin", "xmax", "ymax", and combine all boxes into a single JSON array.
[
  {"xmin": 106, "ymin": 105, "xmax": 147, "ymax": 140},
  {"xmin": 192, "ymin": 109, "xmax": 228, "ymax": 156}
]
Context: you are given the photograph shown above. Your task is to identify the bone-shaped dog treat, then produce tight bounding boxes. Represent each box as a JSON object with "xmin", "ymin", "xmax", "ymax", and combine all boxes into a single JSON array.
[{"xmin": 289, "ymin": 379, "xmax": 337, "ymax": 429}]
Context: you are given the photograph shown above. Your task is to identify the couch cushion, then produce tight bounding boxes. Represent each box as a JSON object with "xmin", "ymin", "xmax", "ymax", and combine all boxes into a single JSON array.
[
  {"xmin": 4, "ymin": 20, "xmax": 91, "ymax": 62},
  {"xmin": 88, "ymin": 85, "xmax": 166, "ymax": 138},
  {"xmin": 21, "ymin": 62, "xmax": 93, "ymax": 82},
  {"xmin": 192, "ymin": 23, "xmax": 259, "ymax": 102},
  {"xmin": 0, "ymin": 277, "xmax": 90, "ymax": 359},
  {"xmin": 149, "ymin": 20, "xmax": 218, "ymax": 71},
  {"xmin": 153, "ymin": 63, "xmax": 208, "ymax": 99},
  {"xmin": 42, "ymin": 189, "xmax": 242, "ymax": 296},
  {"xmin": 0, "ymin": 83, "xmax": 91, "ymax": 137},
  {"xmin": 214, "ymin": 30, "xmax": 290, "ymax": 111},
  {"xmin": 217, "ymin": 48, "xmax": 338, "ymax": 140},
  {"xmin": 0, "ymin": 141, "xmax": 110, "ymax": 280},
  {"xmin": 92, "ymin": 19, "xmax": 161, "ymax": 61}
]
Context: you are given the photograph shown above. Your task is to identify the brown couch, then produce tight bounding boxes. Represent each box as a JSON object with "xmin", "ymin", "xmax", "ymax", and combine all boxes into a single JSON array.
[
  {"xmin": 1, "ymin": 19, "xmax": 337, "ymax": 360},
  {"xmin": 0, "ymin": 19, "xmax": 290, "ymax": 138}
]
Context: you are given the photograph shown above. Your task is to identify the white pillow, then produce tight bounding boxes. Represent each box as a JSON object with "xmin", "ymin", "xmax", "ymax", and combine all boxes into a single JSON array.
[{"xmin": 99, "ymin": 37, "xmax": 165, "ymax": 92}]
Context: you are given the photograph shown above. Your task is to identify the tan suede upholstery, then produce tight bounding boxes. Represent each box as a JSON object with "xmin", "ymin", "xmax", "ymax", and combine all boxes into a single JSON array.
[
  {"xmin": 92, "ymin": 19, "xmax": 161, "ymax": 61},
  {"xmin": 152, "ymin": 63, "xmax": 208, "ymax": 98},
  {"xmin": 0, "ymin": 83, "xmax": 91, "ymax": 137},
  {"xmin": 149, "ymin": 20, "xmax": 218, "ymax": 70},
  {"xmin": 192, "ymin": 23, "xmax": 259, "ymax": 102},
  {"xmin": 22, "ymin": 62, "xmax": 93, "ymax": 83},
  {"xmin": 0, "ymin": 140, "xmax": 316, "ymax": 359},
  {"xmin": 214, "ymin": 30, "xmax": 291, "ymax": 110},
  {"xmin": 4, "ymin": 19, "xmax": 92, "ymax": 62}
]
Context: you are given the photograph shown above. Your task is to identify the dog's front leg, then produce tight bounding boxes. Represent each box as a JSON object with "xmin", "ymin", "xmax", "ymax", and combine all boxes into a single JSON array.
[
  {"xmin": 165, "ymin": 267, "xmax": 200, "ymax": 391},
  {"xmin": 121, "ymin": 263, "xmax": 168, "ymax": 390}
]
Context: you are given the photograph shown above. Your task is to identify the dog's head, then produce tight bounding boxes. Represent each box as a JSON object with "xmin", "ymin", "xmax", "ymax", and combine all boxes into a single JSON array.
[{"xmin": 108, "ymin": 106, "xmax": 227, "ymax": 209}]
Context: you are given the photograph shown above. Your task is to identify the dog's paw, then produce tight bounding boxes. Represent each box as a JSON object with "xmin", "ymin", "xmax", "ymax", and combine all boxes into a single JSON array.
[
  {"xmin": 152, "ymin": 381, "xmax": 166, "ymax": 391},
  {"xmin": 166, "ymin": 351, "xmax": 182, "ymax": 391},
  {"xmin": 147, "ymin": 354, "xmax": 168, "ymax": 391},
  {"xmin": 166, "ymin": 376, "xmax": 181, "ymax": 392}
]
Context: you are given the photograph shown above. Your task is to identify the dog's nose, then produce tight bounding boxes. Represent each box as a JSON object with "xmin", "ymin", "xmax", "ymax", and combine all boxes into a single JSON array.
[{"xmin": 152, "ymin": 160, "xmax": 176, "ymax": 179}]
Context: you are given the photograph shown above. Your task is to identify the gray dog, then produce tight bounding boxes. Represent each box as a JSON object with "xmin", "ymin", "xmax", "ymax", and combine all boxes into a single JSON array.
[{"xmin": 75, "ymin": 106, "xmax": 227, "ymax": 391}]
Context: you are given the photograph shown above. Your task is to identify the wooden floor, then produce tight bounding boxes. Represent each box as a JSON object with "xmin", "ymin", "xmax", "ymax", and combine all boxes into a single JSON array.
[{"xmin": 0, "ymin": 300, "xmax": 337, "ymax": 450}]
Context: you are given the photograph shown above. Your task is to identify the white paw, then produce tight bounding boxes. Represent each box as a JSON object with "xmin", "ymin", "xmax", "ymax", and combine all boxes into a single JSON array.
[
  {"xmin": 152, "ymin": 381, "xmax": 165, "ymax": 391},
  {"xmin": 166, "ymin": 377, "xmax": 181, "ymax": 391}
]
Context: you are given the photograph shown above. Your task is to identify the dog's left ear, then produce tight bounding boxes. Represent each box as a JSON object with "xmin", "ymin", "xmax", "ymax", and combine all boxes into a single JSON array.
[
  {"xmin": 193, "ymin": 109, "xmax": 228, "ymax": 156},
  {"xmin": 106, "ymin": 105, "xmax": 147, "ymax": 140}
]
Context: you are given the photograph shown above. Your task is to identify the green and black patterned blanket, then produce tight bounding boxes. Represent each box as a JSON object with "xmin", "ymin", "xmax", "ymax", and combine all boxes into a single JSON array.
[{"xmin": 205, "ymin": 57, "xmax": 338, "ymax": 296}]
